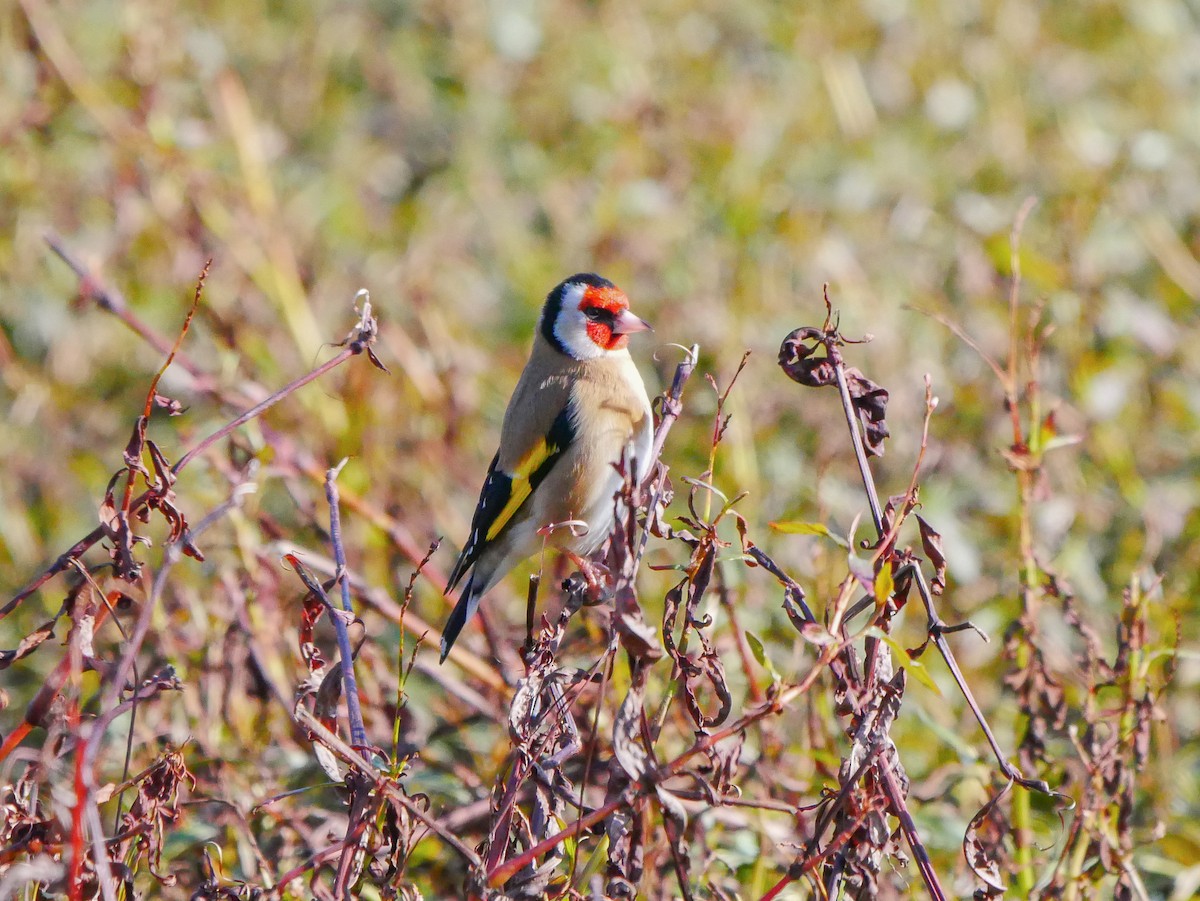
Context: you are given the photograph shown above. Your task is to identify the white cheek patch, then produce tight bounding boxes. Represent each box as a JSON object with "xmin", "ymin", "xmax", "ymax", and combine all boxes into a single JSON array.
[{"xmin": 553, "ymin": 309, "xmax": 605, "ymax": 360}]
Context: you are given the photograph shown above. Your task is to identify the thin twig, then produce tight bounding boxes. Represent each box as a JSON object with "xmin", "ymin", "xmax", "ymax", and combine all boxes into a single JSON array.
[
  {"xmin": 293, "ymin": 706, "xmax": 483, "ymax": 869},
  {"xmin": 324, "ymin": 460, "xmax": 368, "ymax": 751},
  {"xmin": 646, "ymin": 343, "xmax": 699, "ymax": 483},
  {"xmin": 44, "ymin": 231, "xmax": 212, "ymax": 383},
  {"xmin": 1, "ymin": 302, "xmax": 378, "ymax": 622},
  {"xmin": 172, "ymin": 345, "xmax": 357, "ymax": 474},
  {"xmin": 832, "ymin": 359, "xmax": 884, "ymax": 535}
]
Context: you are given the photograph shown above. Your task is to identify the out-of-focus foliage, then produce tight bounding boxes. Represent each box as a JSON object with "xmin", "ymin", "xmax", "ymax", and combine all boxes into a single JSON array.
[{"xmin": 1, "ymin": 0, "xmax": 1197, "ymax": 896}]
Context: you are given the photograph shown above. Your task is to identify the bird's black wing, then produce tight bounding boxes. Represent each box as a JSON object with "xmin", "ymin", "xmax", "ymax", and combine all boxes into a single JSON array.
[{"xmin": 445, "ymin": 407, "xmax": 576, "ymax": 593}]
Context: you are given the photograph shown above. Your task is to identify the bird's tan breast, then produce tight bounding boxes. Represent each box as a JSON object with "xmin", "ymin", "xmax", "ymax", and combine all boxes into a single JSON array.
[{"xmin": 552, "ymin": 355, "xmax": 650, "ymax": 534}]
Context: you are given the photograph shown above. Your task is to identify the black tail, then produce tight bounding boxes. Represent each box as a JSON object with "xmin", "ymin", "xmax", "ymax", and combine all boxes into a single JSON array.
[{"xmin": 439, "ymin": 575, "xmax": 481, "ymax": 662}]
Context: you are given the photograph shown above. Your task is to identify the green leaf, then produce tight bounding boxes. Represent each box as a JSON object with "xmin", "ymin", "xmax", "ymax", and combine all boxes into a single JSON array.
[
  {"xmin": 770, "ymin": 521, "xmax": 849, "ymax": 547},
  {"xmin": 571, "ymin": 834, "xmax": 609, "ymax": 889},
  {"xmin": 745, "ymin": 630, "xmax": 780, "ymax": 684},
  {"xmin": 716, "ymin": 553, "xmax": 755, "ymax": 565},
  {"xmin": 865, "ymin": 627, "xmax": 943, "ymax": 696}
]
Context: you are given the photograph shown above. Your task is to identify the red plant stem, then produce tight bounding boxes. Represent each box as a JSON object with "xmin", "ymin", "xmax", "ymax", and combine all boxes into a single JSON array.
[
  {"xmin": 877, "ymin": 753, "xmax": 947, "ymax": 901},
  {"xmin": 0, "ymin": 602, "xmax": 114, "ymax": 765},
  {"xmin": 68, "ymin": 702, "xmax": 85, "ymax": 900},
  {"xmin": 486, "ymin": 795, "xmax": 625, "ymax": 888},
  {"xmin": 490, "ymin": 649, "xmax": 845, "ymax": 889},
  {"xmin": 758, "ymin": 808, "xmax": 874, "ymax": 901},
  {"xmin": 483, "ymin": 761, "xmax": 526, "ymax": 874},
  {"xmin": 269, "ymin": 817, "xmax": 369, "ymax": 897},
  {"xmin": 0, "ymin": 723, "xmax": 32, "ymax": 763}
]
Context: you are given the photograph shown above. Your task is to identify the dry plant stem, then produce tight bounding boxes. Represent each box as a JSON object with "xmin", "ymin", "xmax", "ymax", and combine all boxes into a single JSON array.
[
  {"xmin": 908, "ymin": 565, "xmax": 1048, "ymax": 796},
  {"xmin": 68, "ymin": 698, "xmax": 86, "ymax": 900},
  {"xmin": 816, "ymin": 310, "xmax": 1060, "ymax": 897},
  {"xmin": 1007, "ymin": 196, "xmax": 1041, "ymax": 894},
  {"xmin": 270, "ymin": 544, "xmax": 505, "ymax": 694},
  {"xmin": 65, "ymin": 560, "xmax": 142, "ymax": 834},
  {"xmin": 47, "ymin": 234, "xmax": 441, "ymax": 594},
  {"xmin": 620, "ymin": 346, "xmax": 700, "ymax": 730},
  {"xmin": 1, "ymin": 526, "xmax": 107, "ymax": 622},
  {"xmin": 877, "ymin": 756, "xmax": 945, "ymax": 901},
  {"xmin": 485, "ymin": 795, "xmax": 628, "ymax": 888},
  {"xmin": 764, "ymin": 774, "xmax": 883, "ymax": 901},
  {"xmin": 2, "ymin": 330, "xmax": 369, "ymax": 622},
  {"xmin": 286, "ymin": 445, "xmax": 446, "ymax": 583},
  {"xmin": 760, "ymin": 822, "xmax": 859, "ymax": 901},
  {"xmin": 832, "ymin": 359, "xmax": 885, "ymax": 534},
  {"xmin": 98, "ymin": 489, "xmax": 251, "ymax": 722},
  {"xmin": 828, "ymin": 346, "xmax": 949, "ymax": 897},
  {"xmin": 0, "ymin": 596, "xmax": 111, "ymax": 764},
  {"xmin": 173, "ymin": 344, "xmax": 359, "ymax": 474},
  {"xmin": 324, "ymin": 463, "xmax": 368, "ymax": 751},
  {"xmin": 745, "ymin": 544, "xmax": 816, "ymax": 623},
  {"xmin": 333, "ymin": 781, "xmax": 374, "ymax": 899},
  {"xmin": 496, "ymin": 641, "xmax": 856, "ymax": 890},
  {"xmin": 84, "ymin": 798, "xmax": 119, "ymax": 901},
  {"xmin": 832, "ymin": 340, "xmax": 1049, "ymax": 793},
  {"xmin": 272, "ymin": 817, "xmax": 370, "ymax": 896},
  {"xmin": 792, "ymin": 743, "xmax": 888, "ymax": 895},
  {"xmin": 666, "ymin": 643, "xmax": 841, "ymax": 777},
  {"xmin": 44, "ymin": 231, "xmax": 212, "ymax": 385},
  {"xmin": 68, "ymin": 490, "xmax": 246, "ymax": 897},
  {"xmin": 646, "ymin": 344, "xmax": 699, "ymax": 482},
  {"xmin": 293, "ymin": 706, "xmax": 483, "ymax": 869},
  {"xmin": 46, "ymin": 232, "xmax": 440, "ymax": 620},
  {"xmin": 716, "ymin": 565, "xmax": 765, "ymax": 705}
]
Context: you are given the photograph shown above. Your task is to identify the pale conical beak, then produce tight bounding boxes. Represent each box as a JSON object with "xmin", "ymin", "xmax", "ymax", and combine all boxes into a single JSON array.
[{"xmin": 612, "ymin": 309, "xmax": 653, "ymax": 335}]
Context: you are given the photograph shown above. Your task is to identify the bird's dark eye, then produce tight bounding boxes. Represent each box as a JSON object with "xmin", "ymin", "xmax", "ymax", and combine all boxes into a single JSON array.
[{"xmin": 584, "ymin": 307, "xmax": 611, "ymax": 322}]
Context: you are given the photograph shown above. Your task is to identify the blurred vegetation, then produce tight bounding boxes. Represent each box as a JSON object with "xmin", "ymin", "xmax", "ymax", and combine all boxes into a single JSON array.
[{"xmin": 1, "ymin": 0, "xmax": 1198, "ymax": 897}]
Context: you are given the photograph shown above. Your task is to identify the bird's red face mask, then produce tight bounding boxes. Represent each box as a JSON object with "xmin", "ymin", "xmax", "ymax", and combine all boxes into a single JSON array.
[{"xmin": 578, "ymin": 286, "xmax": 652, "ymax": 351}]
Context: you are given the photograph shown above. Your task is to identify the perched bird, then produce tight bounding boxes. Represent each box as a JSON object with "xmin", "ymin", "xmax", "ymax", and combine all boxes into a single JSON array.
[{"xmin": 441, "ymin": 273, "xmax": 654, "ymax": 661}]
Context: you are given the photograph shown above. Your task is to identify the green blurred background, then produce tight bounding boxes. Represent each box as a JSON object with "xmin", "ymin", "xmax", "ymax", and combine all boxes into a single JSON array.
[{"xmin": 1, "ymin": 0, "xmax": 1198, "ymax": 895}]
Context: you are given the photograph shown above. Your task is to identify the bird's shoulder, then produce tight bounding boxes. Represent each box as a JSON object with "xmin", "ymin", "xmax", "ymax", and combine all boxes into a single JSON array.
[{"xmin": 496, "ymin": 347, "xmax": 576, "ymax": 472}]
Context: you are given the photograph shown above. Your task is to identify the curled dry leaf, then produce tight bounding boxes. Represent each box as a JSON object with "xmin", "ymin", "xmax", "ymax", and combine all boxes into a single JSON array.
[
  {"xmin": 313, "ymin": 661, "xmax": 344, "ymax": 730},
  {"xmin": 613, "ymin": 587, "xmax": 664, "ymax": 662},
  {"xmin": 778, "ymin": 326, "xmax": 891, "ymax": 456},
  {"xmin": 778, "ymin": 326, "xmax": 838, "ymax": 388},
  {"xmin": 120, "ymin": 747, "xmax": 197, "ymax": 886},
  {"xmin": 661, "ymin": 536, "xmax": 732, "ymax": 729},
  {"xmin": 844, "ymin": 367, "xmax": 890, "ymax": 457},
  {"xmin": 0, "ymin": 618, "xmax": 58, "ymax": 670},
  {"xmin": 152, "ymin": 393, "xmax": 185, "ymax": 415},
  {"xmin": 122, "ymin": 415, "xmax": 151, "ymax": 476},
  {"xmin": 613, "ymin": 682, "xmax": 649, "ymax": 782},
  {"xmin": 916, "ymin": 515, "xmax": 947, "ymax": 596},
  {"xmin": 963, "ymin": 780, "xmax": 1011, "ymax": 896}
]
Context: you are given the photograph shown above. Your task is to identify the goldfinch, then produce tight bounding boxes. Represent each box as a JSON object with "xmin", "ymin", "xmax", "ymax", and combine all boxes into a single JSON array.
[{"xmin": 441, "ymin": 273, "xmax": 654, "ymax": 661}]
